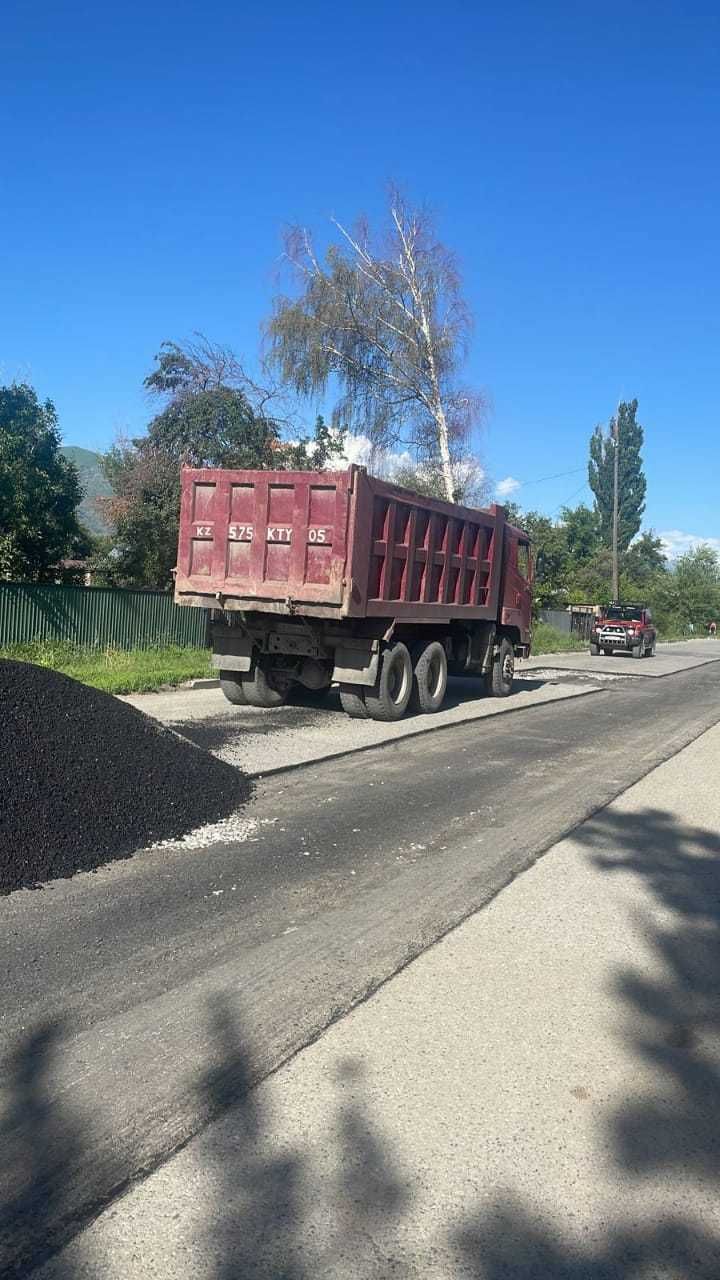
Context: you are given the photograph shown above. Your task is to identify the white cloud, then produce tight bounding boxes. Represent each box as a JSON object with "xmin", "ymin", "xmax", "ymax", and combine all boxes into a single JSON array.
[
  {"xmin": 336, "ymin": 432, "xmax": 486, "ymax": 502},
  {"xmin": 495, "ymin": 476, "xmax": 521, "ymax": 499},
  {"xmin": 659, "ymin": 529, "xmax": 720, "ymax": 560},
  {"xmin": 337, "ymin": 432, "xmax": 415, "ymax": 476}
]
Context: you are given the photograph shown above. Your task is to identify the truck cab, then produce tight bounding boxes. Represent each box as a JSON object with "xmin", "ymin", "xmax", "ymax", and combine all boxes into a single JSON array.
[{"xmin": 590, "ymin": 603, "xmax": 656, "ymax": 659}]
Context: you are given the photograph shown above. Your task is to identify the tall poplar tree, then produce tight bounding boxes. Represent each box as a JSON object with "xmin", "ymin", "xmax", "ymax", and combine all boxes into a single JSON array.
[{"xmin": 588, "ymin": 399, "xmax": 646, "ymax": 552}]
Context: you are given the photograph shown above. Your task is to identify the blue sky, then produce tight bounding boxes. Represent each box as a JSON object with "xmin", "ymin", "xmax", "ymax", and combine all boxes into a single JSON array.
[{"xmin": 2, "ymin": 1, "xmax": 718, "ymax": 553}]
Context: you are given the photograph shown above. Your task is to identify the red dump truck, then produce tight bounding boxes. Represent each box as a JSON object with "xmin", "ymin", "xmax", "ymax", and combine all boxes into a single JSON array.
[{"xmin": 174, "ymin": 465, "xmax": 533, "ymax": 720}]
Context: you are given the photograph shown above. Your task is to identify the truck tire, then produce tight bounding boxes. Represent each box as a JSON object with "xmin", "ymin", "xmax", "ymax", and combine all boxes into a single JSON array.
[
  {"xmin": 219, "ymin": 672, "xmax": 248, "ymax": 705},
  {"xmin": 589, "ymin": 643, "xmax": 599, "ymax": 656},
  {"xmin": 241, "ymin": 662, "xmax": 289, "ymax": 708},
  {"xmin": 339, "ymin": 685, "xmax": 369, "ymax": 718},
  {"xmin": 364, "ymin": 642, "xmax": 413, "ymax": 721},
  {"xmin": 647, "ymin": 638, "xmax": 656, "ymax": 657},
  {"xmin": 486, "ymin": 637, "xmax": 514, "ymax": 697},
  {"xmin": 410, "ymin": 641, "xmax": 448, "ymax": 714},
  {"xmin": 632, "ymin": 642, "xmax": 643, "ymax": 660}
]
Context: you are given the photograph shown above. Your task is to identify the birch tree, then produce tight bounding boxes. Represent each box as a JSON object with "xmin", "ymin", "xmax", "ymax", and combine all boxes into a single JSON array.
[{"xmin": 267, "ymin": 191, "xmax": 484, "ymax": 502}]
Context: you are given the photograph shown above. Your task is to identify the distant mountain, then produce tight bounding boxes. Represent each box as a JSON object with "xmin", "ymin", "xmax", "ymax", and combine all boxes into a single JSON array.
[{"xmin": 61, "ymin": 446, "xmax": 113, "ymax": 536}]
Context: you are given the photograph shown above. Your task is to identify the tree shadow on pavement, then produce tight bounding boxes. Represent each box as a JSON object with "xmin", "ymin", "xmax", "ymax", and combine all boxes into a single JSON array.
[
  {"xmin": 456, "ymin": 803, "xmax": 720, "ymax": 1279},
  {"xmin": 0, "ymin": 1021, "xmax": 81, "ymax": 1280}
]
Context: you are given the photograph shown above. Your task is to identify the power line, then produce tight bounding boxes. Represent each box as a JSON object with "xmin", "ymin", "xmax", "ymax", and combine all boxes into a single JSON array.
[
  {"xmin": 514, "ymin": 465, "xmax": 586, "ymax": 488},
  {"xmin": 551, "ymin": 479, "xmax": 592, "ymax": 516}
]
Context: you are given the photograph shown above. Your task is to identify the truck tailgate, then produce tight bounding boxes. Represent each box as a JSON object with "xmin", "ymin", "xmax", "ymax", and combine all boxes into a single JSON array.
[{"xmin": 175, "ymin": 468, "xmax": 352, "ymax": 606}]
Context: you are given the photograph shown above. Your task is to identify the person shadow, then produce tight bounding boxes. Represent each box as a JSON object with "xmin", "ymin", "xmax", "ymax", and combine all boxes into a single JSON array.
[{"xmin": 198, "ymin": 995, "xmax": 413, "ymax": 1280}]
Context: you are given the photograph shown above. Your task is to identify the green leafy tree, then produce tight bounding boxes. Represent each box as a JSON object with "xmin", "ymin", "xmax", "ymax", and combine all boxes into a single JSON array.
[
  {"xmin": 588, "ymin": 399, "xmax": 647, "ymax": 552},
  {"xmin": 0, "ymin": 383, "xmax": 84, "ymax": 580},
  {"xmin": 623, "ymin": 530, "xmax": 666, "ymax": 587},
  {"xmin": 268, "ymin": 189, "xmax": 485, "ymax": 502},
  {"xmin": 520, "ymin": 511, "xmax": 571, "ymax": 609},
  {"xmin": 671, "ymin": 545, "xmax": 720, "ymax": 629},
  {"xmin": 101, "ymin": 339, "xmax": 345, "ymax": 589},
  {"xmin": 560, "ymin": 503, "xmax": 601, "ymax": 564}
]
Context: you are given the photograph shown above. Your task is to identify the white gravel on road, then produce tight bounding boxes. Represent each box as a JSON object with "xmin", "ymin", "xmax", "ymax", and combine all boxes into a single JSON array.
[{"xmin": 124, "ymin": 676, "xmax": 601, "ymax": 777}]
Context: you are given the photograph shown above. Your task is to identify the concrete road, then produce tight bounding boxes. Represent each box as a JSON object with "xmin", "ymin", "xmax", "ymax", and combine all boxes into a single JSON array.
[
  {"xmin": 123, "ymin": 675, "xmax": 599, "ymax": 776},
  {"xmin": 520, "ymin": 636, "xmax": 720, "ymax": 679},
  {"xmin": 2, "ymin": 661, "xmax": 720, "ymax": 1275},
  {"xmin": 35, "ymin": 721, "xmax": 720, "ymax": 1280}
]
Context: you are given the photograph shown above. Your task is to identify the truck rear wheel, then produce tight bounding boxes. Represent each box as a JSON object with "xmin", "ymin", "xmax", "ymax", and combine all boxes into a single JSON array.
[
  {"xmin": 219, "ymin": 672, "xmax": 248, "ymax": 705},
  {"xmin": 486, "ymin": 637, "xmax": 514, "ymax": 697},
  {"xmin": 339, "ymin": 685, "xmax": 369, "ymax": 718},
  {"xmin": 241, "ymin": 662, "xmax": 289, "ymax": 708},
  {"xmin": 364, "ymin": 642, "xmax": 413, "ymax": 721},
  {"xmin": 410, "ymin": 641, "xmax": 448, "ymax": 714}
]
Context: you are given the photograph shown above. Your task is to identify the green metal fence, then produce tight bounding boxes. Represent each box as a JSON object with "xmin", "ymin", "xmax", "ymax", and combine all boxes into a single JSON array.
[{"xmin": 0, "ymin": 583, "xmax": 209, "ymax": 650}]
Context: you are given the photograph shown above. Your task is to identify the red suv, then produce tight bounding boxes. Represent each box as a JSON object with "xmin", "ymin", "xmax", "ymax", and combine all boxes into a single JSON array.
[{"xmin": 590, "ymin": 603, "xmax": 657, "ymax": 659}]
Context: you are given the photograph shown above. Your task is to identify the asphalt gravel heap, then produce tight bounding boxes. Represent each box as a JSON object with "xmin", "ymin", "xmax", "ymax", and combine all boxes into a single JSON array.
[{"xmin": 0, "ymin": 659, "xmax": 250, "ymax": 894}]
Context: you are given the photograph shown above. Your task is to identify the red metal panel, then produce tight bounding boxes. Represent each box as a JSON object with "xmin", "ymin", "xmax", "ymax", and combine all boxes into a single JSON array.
[
  {"xmin": 175, "ymin": 468, "xmax": 352, "ymax": 606},
  {"xmin": 176, "ymin": 465, "xmax": 513, "ymax": 624},
  {"xmin": 339, "ymin": 472, "xmax": 506, "ymax": 622}
]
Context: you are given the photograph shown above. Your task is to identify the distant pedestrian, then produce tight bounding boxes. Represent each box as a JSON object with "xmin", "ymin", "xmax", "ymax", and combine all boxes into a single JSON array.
[
  {"xmin": 710, "ymin": 620, "xmax": 717, "ymax": 638},
  {"xmin": 689, "ymin": 621, "xmax": 695, "ymax": 635}
]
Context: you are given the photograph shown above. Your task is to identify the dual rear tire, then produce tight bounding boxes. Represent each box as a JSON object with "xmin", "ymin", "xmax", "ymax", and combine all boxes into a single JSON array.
[
  {"xmin": 219, "ymin": 664, "xmax": 289, "ymax": 708},
  {"xmin": 340, "ymin": 639, "xmax": 449, "ymax": 722},
  {"xmin": 225, "ymin": 635, "xmax": 516, "ymax": 719}
]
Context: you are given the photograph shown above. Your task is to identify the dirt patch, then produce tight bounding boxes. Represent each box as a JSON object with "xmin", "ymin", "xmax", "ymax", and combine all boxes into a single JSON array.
[{"xmin": 0, "ymin": 660, "xmax": 251, "ymax": 894}]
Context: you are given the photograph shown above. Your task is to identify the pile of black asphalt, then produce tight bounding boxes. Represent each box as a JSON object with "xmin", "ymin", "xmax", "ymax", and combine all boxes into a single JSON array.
[{"xmin": 0, "ymin": 659, "xmax": 250, "ymax": 894}]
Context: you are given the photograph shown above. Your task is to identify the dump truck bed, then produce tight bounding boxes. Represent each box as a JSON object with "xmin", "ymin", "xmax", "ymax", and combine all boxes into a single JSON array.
[{"xmin": 175, "ymin": 465, "xmax": 508, "ymax": 623}]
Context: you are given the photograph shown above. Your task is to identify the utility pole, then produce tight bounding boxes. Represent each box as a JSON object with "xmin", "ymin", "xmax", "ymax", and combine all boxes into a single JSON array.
[{"xmin": 611, "ymin": 409, "xmax": 620, "ymax": 600}]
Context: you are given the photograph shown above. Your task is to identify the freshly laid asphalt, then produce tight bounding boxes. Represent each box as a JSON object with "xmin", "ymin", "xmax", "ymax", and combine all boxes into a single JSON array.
[{"xmin": 2, "ymin": 647, "xmax": 720, "ymax": 1275}]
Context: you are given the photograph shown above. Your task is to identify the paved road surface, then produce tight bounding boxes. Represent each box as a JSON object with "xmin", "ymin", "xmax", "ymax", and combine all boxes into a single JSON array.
[
  {"xmin": 2, "ymin": 654, "xmax": 720, "ymax": 1275},
  {"xmin": 520, "ymin": 636, "xmax": 719, "ymax": 678},
  {"xmin": 35, "ymin": 723, "xmax": 720, "ymax": 1280},
  {"xmin": 123, "ymin": 673, "xmax": 598, "ymax": 775}
]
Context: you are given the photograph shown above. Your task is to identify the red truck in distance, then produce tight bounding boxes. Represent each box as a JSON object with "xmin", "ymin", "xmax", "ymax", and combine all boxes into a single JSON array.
[
  {"xmin": 590, "ymin": 603, "xmax": 657, "ymax": 659},
  {"xmin": 174, "ymin": 465, "xmax": 533, "ymax": 721}
]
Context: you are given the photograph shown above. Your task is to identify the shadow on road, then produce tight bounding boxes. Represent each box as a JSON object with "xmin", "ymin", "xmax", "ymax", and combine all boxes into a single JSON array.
[
  {"xmin": 193, "ymin": 804, "xmax": 720, "ymax": 1278},
  {"xmin": 174, "ymin": 677, "xmax": 552, "ymax": 754},
  {"xmin": 457, "ymin": 803, "xmax": 720, "ymax": 1278},
  {"xmin": 6, "ymin": 804, "xmax": 720, "ymax": 1277},
  {"xmin": 0, "ymin": 1021, "xmax": 81, "ymax": 1279},
  {"xmin": 197, "ymin": 995, "xmax": 412, "ymax": 1279}
]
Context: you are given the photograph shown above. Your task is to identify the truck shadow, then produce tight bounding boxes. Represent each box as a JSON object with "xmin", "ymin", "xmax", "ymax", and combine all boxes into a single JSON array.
[{"xmin": 176, "ymin": 677, "xmax": 552, "ymax": 753}]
